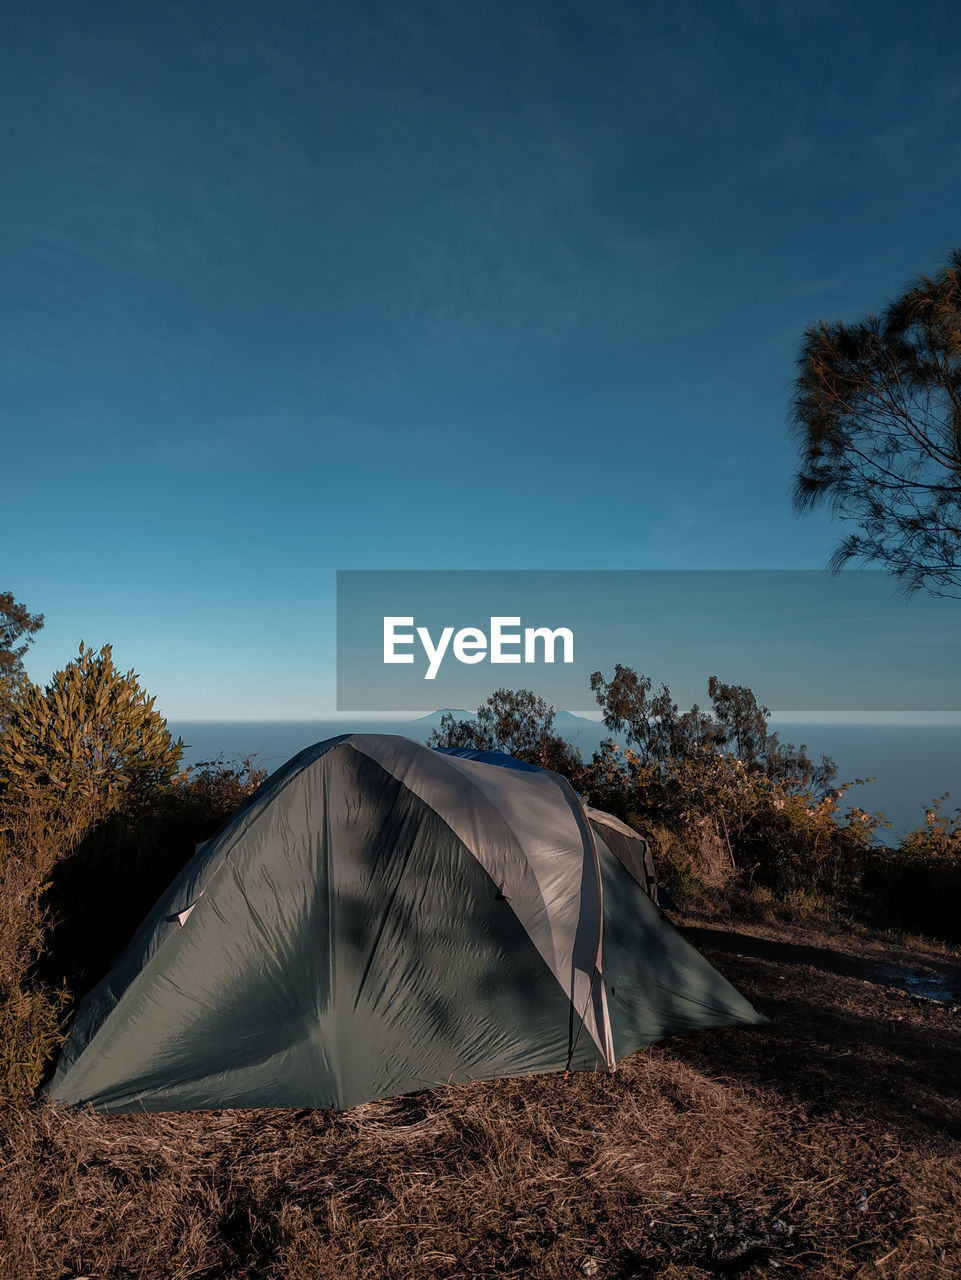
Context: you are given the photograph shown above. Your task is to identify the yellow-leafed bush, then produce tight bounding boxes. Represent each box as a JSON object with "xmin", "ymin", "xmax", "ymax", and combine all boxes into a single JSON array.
[{"xmin": 0, "ymin": 642, "xmax": 183, "ymax": 828}]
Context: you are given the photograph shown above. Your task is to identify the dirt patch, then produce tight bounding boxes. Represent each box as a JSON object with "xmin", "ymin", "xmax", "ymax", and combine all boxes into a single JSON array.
[
  {"xmin": 673, "ymin": 917, "xmax": 961, "ymax": 1144},
  {"xmin": 680, "ymin": 916, "xmax": 961, "ymax": 999}
]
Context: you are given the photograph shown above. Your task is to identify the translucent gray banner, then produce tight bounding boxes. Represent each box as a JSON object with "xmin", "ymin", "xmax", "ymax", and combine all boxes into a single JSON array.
[{"xmin": 336, "ymin": 570, "xmax": 961, "ymax": 713}]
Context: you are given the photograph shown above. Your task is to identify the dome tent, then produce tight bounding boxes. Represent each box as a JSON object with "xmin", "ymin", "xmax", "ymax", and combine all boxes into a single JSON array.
[{"xmin": 47, "ymin": 734, "xmax": 765, "ymax": 1113}]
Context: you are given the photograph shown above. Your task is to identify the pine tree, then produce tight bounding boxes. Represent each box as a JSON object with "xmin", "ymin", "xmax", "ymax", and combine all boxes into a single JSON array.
[
  {"xmin": 0, "ymin": 592, "xmax": 43, "ymax": 728},
  {"xmin": 791, "ymin": 249, "xmax": 961, "ymax": 596}
]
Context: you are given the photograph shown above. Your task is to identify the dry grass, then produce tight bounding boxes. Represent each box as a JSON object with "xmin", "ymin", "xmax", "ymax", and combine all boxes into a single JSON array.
[{"xmin": 1, "ymin": 918, "xmax": 959, "ymax": 1279}]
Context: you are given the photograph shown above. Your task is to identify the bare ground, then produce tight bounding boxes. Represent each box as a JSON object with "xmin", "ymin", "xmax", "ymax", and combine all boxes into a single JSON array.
[{"xmin": 1, "ymin": 917, "xmax": 959, "ymax": 1280}]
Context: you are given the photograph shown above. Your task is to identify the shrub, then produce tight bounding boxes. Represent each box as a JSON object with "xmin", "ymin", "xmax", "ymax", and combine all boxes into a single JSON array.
[
  {"xmin": 580, "ymin": 738, "xmax": 887, "ymax": 914},
  {"xmin": 0, "ymin": 804, "xmax": 71, "ymax": 1101},
  {"xmin": 872, "ymin": 797, "xmax": 961, "ymax": 941},
  {"xmin": 0, "ymin": 642, "xmax": 183, "ymax": 830},
  {"xmin": 0, "ymin": 643, "xmax": 196, "ymax": 1098},
  {"xmin": 428, "ymin": 690, "xmax": 583, "ymax": 776}
]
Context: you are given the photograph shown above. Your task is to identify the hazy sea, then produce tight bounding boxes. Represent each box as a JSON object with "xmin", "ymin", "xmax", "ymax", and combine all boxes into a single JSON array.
[{"xmin": 169, "ymin": 717, "xmax": 961, "ymax": 846}]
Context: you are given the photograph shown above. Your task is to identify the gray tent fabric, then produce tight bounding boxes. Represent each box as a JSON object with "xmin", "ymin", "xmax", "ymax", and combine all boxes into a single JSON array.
[
  {"xmin": 583, "ymin": 804, "xmax": 659, "ymax": 903},
  {"xmin": 47, "ymin": 734, "xmax": 765, "ymax": 1114}
]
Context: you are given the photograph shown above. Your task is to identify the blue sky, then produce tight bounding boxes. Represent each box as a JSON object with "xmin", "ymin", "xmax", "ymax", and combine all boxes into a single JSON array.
[{"xmin": 5, "ymin": 0, "xmax": 961, "ymax": 719}]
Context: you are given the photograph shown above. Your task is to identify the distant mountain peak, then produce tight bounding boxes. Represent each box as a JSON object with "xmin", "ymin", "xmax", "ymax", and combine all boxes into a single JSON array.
[
  {"xmin": 411, "ymin": 708, "xmax": 475, "ymax": 723},
  {"xmin": 553, "ymin": 710, "xmax": 603, "ymax": 725}
]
